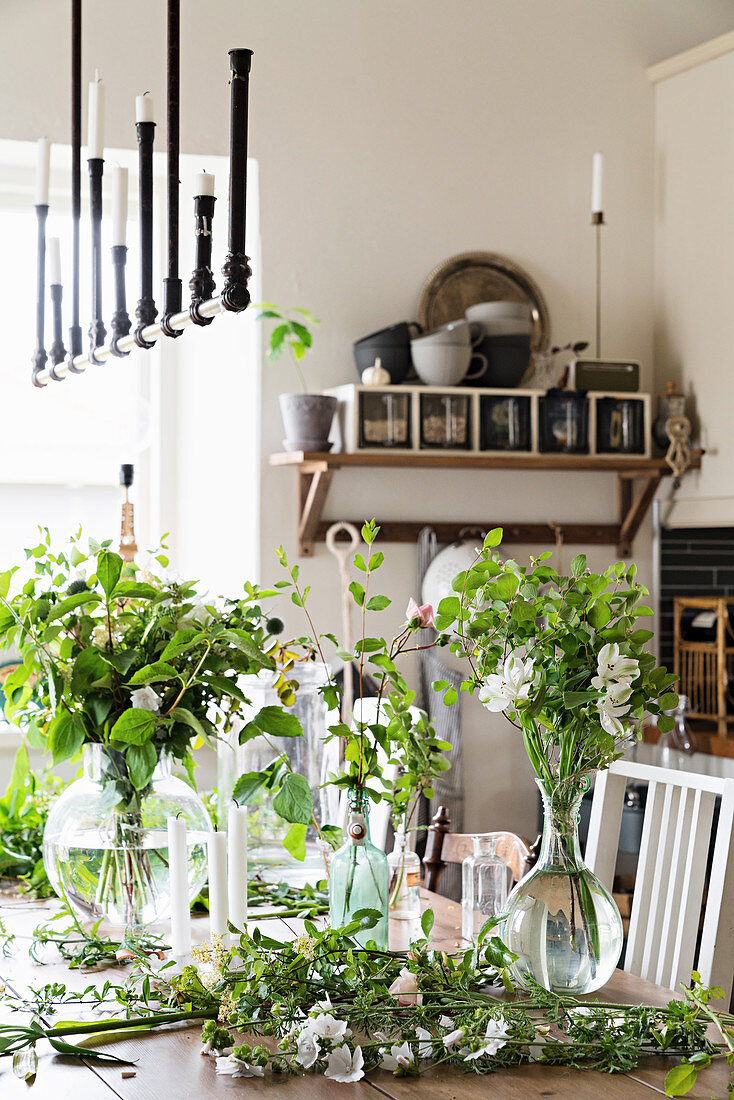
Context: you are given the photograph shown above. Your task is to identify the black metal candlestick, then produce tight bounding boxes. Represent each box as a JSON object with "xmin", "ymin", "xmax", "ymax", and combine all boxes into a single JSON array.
[
  {"xmin": 134, "ymin": 120, "xmax": 157, "ymax": 348},
  {"xmin": 592, "ymin": 209, "xmax": 604, "ymax": 359},
  {"xmin": 88, "ymin": 157, "xmax": 106, "ymax": 362},
  {"xmin": 49, "ymin": 283, "xmax": 67, "ymax": 378},
  {"xmin": 161, "ymin": 0, "xmax": 182, "ymax": 337},
  {"xmin": 221, "ymin": 48, "xmax": 253, "ymax": 312},
  {"xmin": 110, "ymin": 246, "xmax": 131, "ymax": 356},
  {"xmin": 189, "ymin": 193, "xmax": 216, "ymax": 324},
  {"xmin": 31, "ymin": 204, "xmax": 49, "ymax": 387},
  {"xmin": 67, "ymin": 0, "xmax": 83, "ymax": 370}
]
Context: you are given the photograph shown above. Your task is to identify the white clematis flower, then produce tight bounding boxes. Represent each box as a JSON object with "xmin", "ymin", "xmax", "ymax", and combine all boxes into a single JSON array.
[
  {"xmin": 479, "ymin": 652, "xmax": 538, "ymax": 713},
  {"xmin": 295, "ymin": 1032, "xmax": 320, "ymax": 1068},
  {"xmin": 381, "ymin": 1041, "xmax": 414, "ymax": 1071},
  {"xmin": 443, "ymin": 1028, "xmax": 465, "ymax": 1049},
  {"xmin": 592, "ymin": 643, "xmax": 639, "ymax": 690},
  {"xmin": 324, "ymin": 1045, "xmax": 364, "ymax": 1083},
  {"xmin": 463, "ymin": 1018, "xmax": 510, "ymax": 1060},
  {"xmin": 215, "ymin": 1055, "xmax": 264, "ymax": 1078},
  {"xmin": 308, "ymin": 1013, "xmax": 348, "ymax": 1041},
  {"xmin": 414, "ymin": 1026, "xmax": 433, "ymax": 1059},
  {"xmin": 130, "ymin": 686, "xmax": 162, "ymax": 713}
]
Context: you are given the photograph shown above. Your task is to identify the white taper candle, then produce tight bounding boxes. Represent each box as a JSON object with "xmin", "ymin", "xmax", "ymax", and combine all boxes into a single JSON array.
[
  {"xmin": 227, "ymin": 804, "xmax": 248, "ymax": 932},
  {"xmin": 591, "ymin": 152, "xmax": 604, "ymax": 214},
  {"xmin": 194, "ymin": 171, "xmax": 215, "ymax": 198},
  {"xmin": 47, "ymin": 237, "xmax": 62, "ymax": 285},
  {"xmin": 35, "ymin": 138, "xmax": 51, "ymax": 205},
  {"xmin": 111, "ymin": 166, "xmax": 128, "ymax": 246},
  {"xmin": 207, "ymin": 829, "xmax": 228, "ymax": 939},
  {"xmin": 88, "ymin": 71, "xmax": 105, "ymax": 159},
  {"xmin": 136, "ymin": 93, "xmax": 155, "ymax": 124},
  {"xmin": 167, "ymin": 815, "xmax": 191, "ymax": 957}
]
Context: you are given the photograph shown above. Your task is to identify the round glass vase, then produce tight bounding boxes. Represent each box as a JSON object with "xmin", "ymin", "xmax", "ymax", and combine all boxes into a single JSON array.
[
  {"xmin": 329, "ymin": 789, "xmax": 388, "ymax": 948},
  {"xmin": 43, "ymin": 744, "xmax": 211, "ymax": 933},
  {"xmin": 502, "ymin": 778, "xmax": 622, "ymax": 994}
]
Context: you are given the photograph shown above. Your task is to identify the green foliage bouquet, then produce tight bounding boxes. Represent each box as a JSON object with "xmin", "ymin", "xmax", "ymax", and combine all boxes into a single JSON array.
[
  {"xmin": 0, "ymin": 532, "xmax": 277, "ymax": 793},
  {"xmin": 435, "ymin": 529, "xmax": 677, "ymax": 798}
]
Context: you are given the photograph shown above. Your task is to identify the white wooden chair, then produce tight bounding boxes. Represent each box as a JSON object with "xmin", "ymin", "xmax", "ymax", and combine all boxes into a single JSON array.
[{"xmin": 585, "ymin": 759, "xmax": 734, "ymax": 1000}]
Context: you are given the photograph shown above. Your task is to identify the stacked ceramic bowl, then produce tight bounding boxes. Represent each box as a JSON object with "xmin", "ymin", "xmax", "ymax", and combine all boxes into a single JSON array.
[
  {"xmin": 409, "ymin": 320, "xmax": 488, "ymax": 386},
  {"xmin": 465, "ymin": 301, "xmax": 532, "ymax": 387}
]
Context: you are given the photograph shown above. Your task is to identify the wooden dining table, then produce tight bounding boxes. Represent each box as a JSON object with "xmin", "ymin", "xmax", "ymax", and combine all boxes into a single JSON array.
[{"xmin": 0, "ymin": 887, "xmax": 729, "ymax": 1100}]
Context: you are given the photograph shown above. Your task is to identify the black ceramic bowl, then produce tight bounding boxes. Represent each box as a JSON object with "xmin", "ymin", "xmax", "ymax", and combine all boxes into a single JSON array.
[
  {"xmin": 475, "ymin": 334, "xmax": 531, "ymax": 388},
  {"xmin": 353, "ymin": 322, "xmax": 421, "ymax": 383}
]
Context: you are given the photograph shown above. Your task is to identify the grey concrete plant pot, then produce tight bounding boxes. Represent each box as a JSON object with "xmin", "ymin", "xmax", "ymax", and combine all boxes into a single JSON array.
[{"xmin": 279, "ymin": 393, "xmax": 338, "ymax": 452}]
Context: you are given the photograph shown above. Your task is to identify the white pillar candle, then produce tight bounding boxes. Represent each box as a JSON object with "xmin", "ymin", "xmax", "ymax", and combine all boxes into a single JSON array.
[
  {"xmin": 35, "ymin": 138, "xmax": 51, "ymax": 205},
  {"xmin": 47, "ymin": 237, "xmax": 62, "ymax": 285},
  {"xmin": 88, "ymin": 71, "xmax": 105, "ymax": 159},
  {"xmin": 136, "ymin": 93, "xmax": 155, "ymax": 124},
  {"xmin": 194, "ymin": 171, "xmax": 215, "ymax": 197},
  {"xmin": 207, "ymin": 829, "xmax": 228, "ymax": 939},
  {"xmin": 111, "ymin": 166, "xmax": 128, "ymax": 246},
  {"xmin": 591, "ymin": 151, "xmax": 604, "ymax": 214},
  {"xmin": 227, "ymin": 804, "xmax": 248, "ymax": 933},
  {"xmin": 167, "ymin": 815, "xmax": 191, "ymax": 957}
]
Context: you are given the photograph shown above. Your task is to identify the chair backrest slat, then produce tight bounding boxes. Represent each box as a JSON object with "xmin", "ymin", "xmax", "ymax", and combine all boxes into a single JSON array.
[{"xmin": 586, "ymin": 759, "xmax": 734, "ymax": 1000}]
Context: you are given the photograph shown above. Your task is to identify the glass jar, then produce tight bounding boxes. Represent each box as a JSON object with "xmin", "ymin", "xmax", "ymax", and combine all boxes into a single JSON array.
[
  {"xmin": 217, "ymin": 662, "xmax": 340, "ymax": 880},
  {"xmin": 420, "ymin": 393, "xmax": 472, "ymax": 449},
  {"xmin": 461, "ymin": 834, "xmax": 508, "ymax": 942},
  {"xmin": 480, "ymin": 395, "xmax": 531, "ymax": 451},
  {"xmin": 387, "ymin": 827, "xmax": 421, "ymax": 920},
  {"xmin": 540, "ymin": 392, "xmax": 589, "ymax": 453},
  {"xmin": 596, "ymin": 397, "xmax": 645, "ymax": 455},
  {"xmin": 359, "ymin": 391, "xmax": 411, "ymax": 448},
  {"xmin": 502, "ymin": 778, "xmax": 622, "ymax": 994},
  {"xmin": 329, "ymin": 788, "xmax": 388, "ymax": 947},
  {"xmin": 43, "ymin": 744, "xmax": 211, "ymax": 933}
]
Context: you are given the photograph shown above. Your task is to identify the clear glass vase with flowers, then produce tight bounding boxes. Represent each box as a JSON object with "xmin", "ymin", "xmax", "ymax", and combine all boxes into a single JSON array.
[
  {"xmin": 434, "ymin": 528, "xmax": 679, "ymax": 993},
  {"xmin": 0, "ymin": 531, "xmax": 281, "ymax": 934}
]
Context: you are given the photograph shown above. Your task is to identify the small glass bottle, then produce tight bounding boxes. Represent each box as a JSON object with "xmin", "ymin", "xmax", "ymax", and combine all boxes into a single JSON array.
[
  {"xmin": 387, "ymin": 826, "xmax": 421, "ymax": 920},
  {"xmin": 329, "ymin": 789, "xmax": 388, "ymax": 948},
  {"xmin": 461, "ymin": 834, "xmax": 508, "ymax": 943}
]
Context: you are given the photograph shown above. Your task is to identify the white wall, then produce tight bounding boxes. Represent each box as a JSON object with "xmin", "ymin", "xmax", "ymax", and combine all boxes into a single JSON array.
[
  {"xmin": 2, "ymin": 1, "xmax": 733, "ymax": 833},
  {"xmin": 652, "ymin": 44, "xmax": 734, "ymax": 528}
]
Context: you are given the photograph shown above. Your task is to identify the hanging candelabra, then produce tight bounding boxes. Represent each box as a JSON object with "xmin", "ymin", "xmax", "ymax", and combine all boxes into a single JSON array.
[{"xmin": 32, "ymin": 0, "xmax": 253, "ymax": 386}]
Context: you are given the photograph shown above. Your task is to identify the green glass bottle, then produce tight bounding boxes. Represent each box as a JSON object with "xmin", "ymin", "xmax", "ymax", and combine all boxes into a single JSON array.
[{"xmin": 329, "ymin": 788, "xmax": 388, "ymax": 948}]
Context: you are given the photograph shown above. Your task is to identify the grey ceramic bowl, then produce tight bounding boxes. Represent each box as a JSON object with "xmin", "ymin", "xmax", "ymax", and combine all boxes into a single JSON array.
[{"xmin": 353, "ymin": 322, "xmax": 421, "ymax": 383}]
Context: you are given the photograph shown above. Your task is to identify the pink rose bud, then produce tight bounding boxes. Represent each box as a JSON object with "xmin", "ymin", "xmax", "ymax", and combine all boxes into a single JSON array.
[{"xmin": 405, "ymin": 597, "xmax": 434, "ymax": 629}]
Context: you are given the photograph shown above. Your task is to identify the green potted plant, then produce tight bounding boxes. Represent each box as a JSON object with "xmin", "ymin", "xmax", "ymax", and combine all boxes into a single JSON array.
[{"xmin": 257, "ymin": 304, "xmax": 337, "ymax": 453}]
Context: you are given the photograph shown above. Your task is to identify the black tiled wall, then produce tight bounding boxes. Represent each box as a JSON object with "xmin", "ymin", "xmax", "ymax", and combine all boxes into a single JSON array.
[{"xmin": 659, "ymin": 527, "xmax": 734, "ymax": 671}]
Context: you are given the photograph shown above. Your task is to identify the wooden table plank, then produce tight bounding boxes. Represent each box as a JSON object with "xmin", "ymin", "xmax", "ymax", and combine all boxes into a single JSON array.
[{"xmin": 2, "ymin": 890, "xmax": 730, "ymax": 1098}]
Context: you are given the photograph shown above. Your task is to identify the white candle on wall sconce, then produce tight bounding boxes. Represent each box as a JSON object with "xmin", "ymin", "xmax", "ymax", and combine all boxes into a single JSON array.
[
  {"xmin": 47, "ymin": 237, "xmax": 62, "ymax": 285},
  {"xmin": 111, "ymin": 166, "xmax": 128, "ymax": 246},
  {"xmin": 194, "ymin": 171, "xmax": 215, "ymax": 197},
  {"xmin": 88, "ymin": 71, "xmax": 105, "ymax": 159},
  {"xmin": 35, "ymin": 138, "xmax": 50, "ymax": 205},
  {"xmin": 207, "ymin": 828, "xmax": 228, "ymax": 939},
  {"xmin": 227, "ymin": 804, "xmax": 248, "ymax": 932},
  {"xmin": 167, "ymin": 815, "xmax": 191, "ymax": 957},
  {"xmin": 136, "ymin": 93, "xmax": 155, "ymax": 124},
  {"xmin": 591, "ymin": 151, "xmax": 604, "ymax": 214}
]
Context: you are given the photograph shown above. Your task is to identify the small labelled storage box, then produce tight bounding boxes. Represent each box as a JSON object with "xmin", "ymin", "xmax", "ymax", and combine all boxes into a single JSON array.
[
  {"xmin": 594, "ymin": 394, "xmax": 650, "ymax": 457},
  {"xmin": 358, "ymin": 390, "xmax": 411, "ymax": 449},
  {"xmin": 539, "ymin": 391, "xmax": 589, "ymax": 454},
  {"xmin": 419, "ymin": 391, "xmax": 472, "ymax": 450},
  {"xmin": 480, "ymin": 394, "xmax": 532, "ymax": 452}
]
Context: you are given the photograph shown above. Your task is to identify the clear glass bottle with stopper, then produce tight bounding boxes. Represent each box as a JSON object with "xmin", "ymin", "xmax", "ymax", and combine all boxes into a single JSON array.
[
  {"xmin": 387, "ymin": 825, "xmax": 421, "ymax": 920},
  {"xmin": 329, "ymin": 788, "xmax": 388, "ymax": 948},
  {"xmin": 461, "ymin": 833, "xmax": 509, "ymax": 943}
]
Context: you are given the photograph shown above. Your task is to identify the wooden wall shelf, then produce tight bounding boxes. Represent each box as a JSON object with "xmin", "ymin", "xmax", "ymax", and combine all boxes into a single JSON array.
[{"xmin": 270, "ymin": 450, "xmax": 702, "ymax": 558}]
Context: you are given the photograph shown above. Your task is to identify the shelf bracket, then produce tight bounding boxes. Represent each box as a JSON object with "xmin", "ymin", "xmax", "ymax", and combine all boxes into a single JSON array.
[
  {"xmin": 616, "ymin": 470, "xmax": 663, "ymax": 557},
  {"xmin": 297, "ymin": 462, "xmax": 333, "ymax": 556}
]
